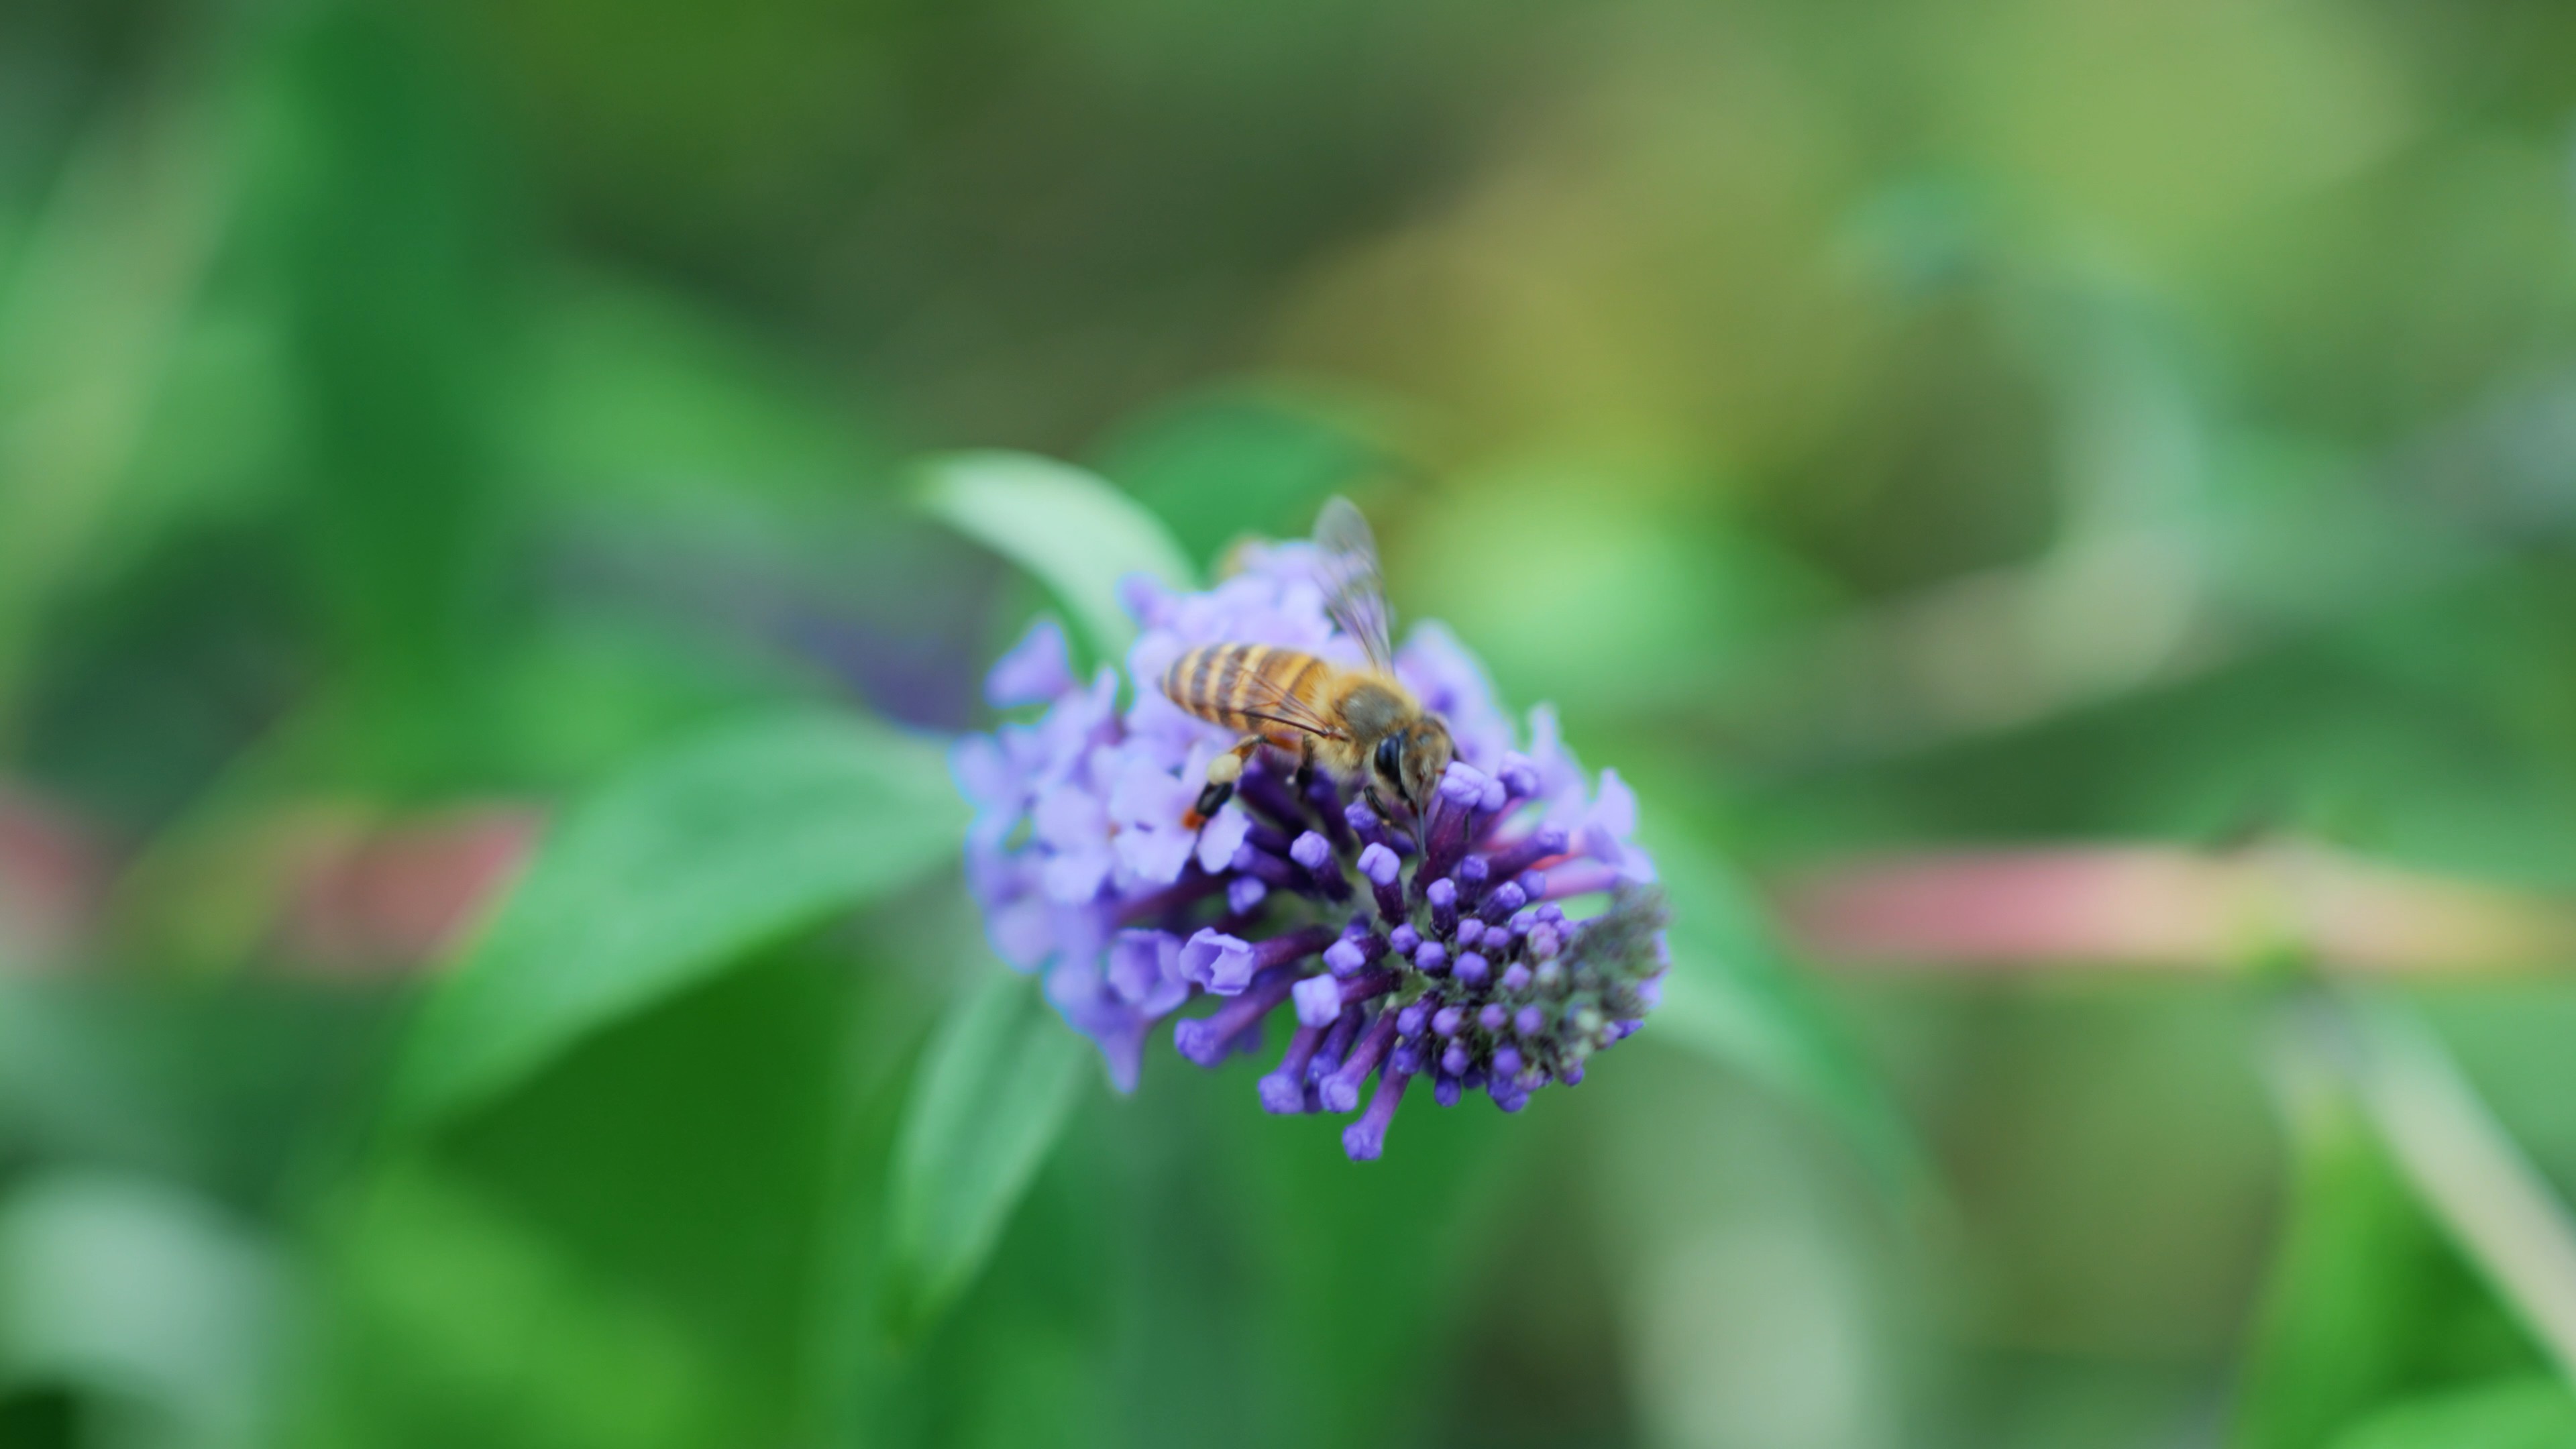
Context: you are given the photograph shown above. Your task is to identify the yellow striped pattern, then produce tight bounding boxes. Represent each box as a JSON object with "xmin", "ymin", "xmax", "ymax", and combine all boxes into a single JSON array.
[{"xmin": 1162, "ymin": 643, "xmax": 1327, "ymax": 740}]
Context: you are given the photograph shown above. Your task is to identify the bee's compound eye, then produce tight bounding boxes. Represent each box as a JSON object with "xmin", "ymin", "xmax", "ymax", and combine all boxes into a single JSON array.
[{"xmin": 1374, "ymin": 733, "xmax": 1403, "ymax": 782}]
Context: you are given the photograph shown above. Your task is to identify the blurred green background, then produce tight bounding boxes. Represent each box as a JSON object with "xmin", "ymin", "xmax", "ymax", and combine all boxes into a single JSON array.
[{"xmin": 5, "ymin": 0, "xmax": 2576, "ymax": 1446}]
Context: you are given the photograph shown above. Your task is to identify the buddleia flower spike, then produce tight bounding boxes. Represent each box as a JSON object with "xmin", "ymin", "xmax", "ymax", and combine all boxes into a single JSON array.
[{"xmin": 951, "ymin": 515, "xmax": 1668, "ymax": 1161}]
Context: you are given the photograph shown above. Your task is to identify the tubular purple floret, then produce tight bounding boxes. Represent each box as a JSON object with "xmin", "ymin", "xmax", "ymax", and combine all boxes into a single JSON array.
[
  {"xmin": 1237, "ymin": 769, "xmax": 1308, "ymax": 833},
  {"xmin": 1320, "ymin": 1008, "xmax": 1401, "ymax": 1113},
  {"xmin": 1305, "ymin": 774, "xmax": 1352, "ymax": 850},
  {"xmin": 1479, "ymin": 881, "xmax": 1527, "ymax": 924},
  {"xmin": 1261, "ymin": 1023, "xmax": 1328, "ymax": 1113},
  {"xmin": 1539, "ymin": 862, "xmax": 1619, "ymax": 901},
  {"xmin": 1291, "ymin": 830, "xmax": 1348, "ymax": 891},
  {"xmin": 1299, "ymin": 967, "xmax": 1397, "ymax": 1028},
  {"xmin": 1343, "ymin": 801, "xmax": 1392, "ymax": 852},
  {"xmin": 1309, "ymin": 1005, "xmax": 1364, "ymax": 1085},
  {"xmin": 1418, "ymin": 794, "xmax": 1472, "ymax": 884},
  {"xmin": 1342, "ymin": 1063, "xmax": 1415, "ymax": 1161},
  {"xmin": 1174, "ymin": 965, "xmax": 1303, "ymax": 1066},
  {"xmin": 1483, "ymin": 827, "xmax": 1568, "ymax": 882},
  {"xmin": 1235, "ymin": 848, "xmax": 1299, "ymax": 890},
  {"xmin": 1428, "ymin": 877, "xmax": 1458, "ymax": 934}
]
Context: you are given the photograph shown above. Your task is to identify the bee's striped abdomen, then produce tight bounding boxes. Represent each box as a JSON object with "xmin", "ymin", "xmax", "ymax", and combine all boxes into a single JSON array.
[{"xmin": 1163, "ymin": 643, "xmax": 1326, "ymax": 739}]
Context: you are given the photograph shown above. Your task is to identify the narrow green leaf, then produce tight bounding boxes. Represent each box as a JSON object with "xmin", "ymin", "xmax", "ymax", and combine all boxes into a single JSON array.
[
  {"xmin": 881, "ymin": 967, "xmax": 1087, "ymax": 1337},
  {"xmin": 2332, "ymin": 1376, "xmax": 2576, "ymax": 1449},
  {"xmin": 917, "ymin": 449, "xmax": 1198, "ymax": 658},
  {"xmin": 2233, "ymin": 1013, "xmax": 2548, "ymax": 1449},
  {"xmin": 394, "ymin": 711, "xmax": 967, "ymax": 1128},
  {"xmin": 1646, "ymin": 830, "xmax": 1924, "ymax": 1201}
]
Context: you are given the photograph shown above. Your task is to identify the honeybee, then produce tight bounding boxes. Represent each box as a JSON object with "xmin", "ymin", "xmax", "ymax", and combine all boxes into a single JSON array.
[{"xmin": 1163, "ymin": 498, "xmax": 1455, "ymax": 827}]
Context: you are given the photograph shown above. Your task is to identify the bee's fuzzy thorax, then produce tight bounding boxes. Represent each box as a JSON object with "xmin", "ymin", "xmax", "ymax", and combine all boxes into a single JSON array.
[{"xmin": 951, "ymin": 538, "xmax": 1666, "ymax": 1161}]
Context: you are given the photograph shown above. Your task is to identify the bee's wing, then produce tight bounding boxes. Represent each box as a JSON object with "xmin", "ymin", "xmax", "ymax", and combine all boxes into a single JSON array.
[
  {"xmin": 1224, "ymin": 657, "xmax": 1351, "ymax": 742},
  {"xmin": 1313, "ymin": 496, "xmax": 1397, "ymax": 676}
]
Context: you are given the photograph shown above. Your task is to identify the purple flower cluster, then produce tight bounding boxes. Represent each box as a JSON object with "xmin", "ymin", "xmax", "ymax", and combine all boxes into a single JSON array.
[{"xmin": 951, "ymin": 539, "xmax": 1668, "ymax": 1160}]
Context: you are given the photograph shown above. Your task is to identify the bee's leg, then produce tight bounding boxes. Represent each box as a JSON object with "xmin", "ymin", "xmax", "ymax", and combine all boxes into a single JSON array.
[{"xmin": 1184, "ymin": 737, "xmax": 1263, "ymax": 828}]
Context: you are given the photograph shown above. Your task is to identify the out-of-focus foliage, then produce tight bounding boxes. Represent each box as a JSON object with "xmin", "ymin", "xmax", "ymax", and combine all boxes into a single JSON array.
[{"xmin": 3, "ymin": 0, "xmax": 2576, "ymax": 1446}]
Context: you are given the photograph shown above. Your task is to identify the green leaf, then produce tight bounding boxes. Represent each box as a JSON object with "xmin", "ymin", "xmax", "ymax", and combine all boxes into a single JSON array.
[
  {"xmin": 2332, "ymin": 1377, "xmax": 2576, "ymax": 1449},
  {"xmin": 1646, "ymin": 829, "xmax": 1924, "ymax": 1201},
  {"xmin": 917, "ymin": 449, "xmax": 1198, "ymax": 659},
  {"xmin": 881, "ymin": 967, "xmax": 1087, "ymax": 1338},
  {"xmin": 394, "ymin": 710, "xmax": 968, "ymax": 1128},
  {"xmin": 2232, "ymin": 1046, "xmax": 2545, "ymax": 1449}
]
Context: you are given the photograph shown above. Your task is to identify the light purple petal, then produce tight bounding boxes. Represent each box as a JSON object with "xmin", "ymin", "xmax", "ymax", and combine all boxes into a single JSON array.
[
  {"xmin": 986, "ymin": 617, "xmax": 1075, "ymax": 708},
  {"xmin": 1194, "ymin": 802, "xmax": 1251, "ymax": 873},
  {"xmin": 1179, "ymin": 929, "xmax": 1257, "ymax": 994}
]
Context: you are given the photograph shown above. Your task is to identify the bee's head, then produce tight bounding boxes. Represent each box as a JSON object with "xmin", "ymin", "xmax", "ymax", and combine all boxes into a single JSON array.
[{"xmin": 1371, "ymin": 717, "xmax": 1455, "ymax": 817}]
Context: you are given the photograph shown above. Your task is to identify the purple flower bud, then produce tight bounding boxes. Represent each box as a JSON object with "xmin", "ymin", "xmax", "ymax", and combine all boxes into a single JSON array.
[
  {"xmin": 1426, "ymin": 877, "xmax": 1456, "ymax": 910},
  {"xmin": 1389, "ymin": 924, "xmax": 1421, "ymax": 954},
  {"xmin": 1492, "ymin": 1046, "xmax": 1523, "ymax": 1078},
  {"xmin": 1479, "ymin": 1004, "xmax": 1508, "ymax": 1032},
  {"xmin": 1559, "ymin": 1063, "xmax": 1584, "ymax": 1086},
  {"xmin": 1389, "ymin": 1041, "xmax": 1424, "ymax": 1075},
  {"xmin": 1440, "ymin": 763, "xmax": 1491, "ymax": 805},
  {"xmin": 1397, "ymin": 1002, "xmax": 1430, "ymax": 1037},
  {"xmin": 1434, "ymin": 1074, "xmax": 1462, "ymax": 1107},
  {"xmin": 1227, "ymin": 876, "xmax": 1269, "ymax": 916},
  {"xmin": 1454, "ymin": 952, "xmax": 1489, "ymax": 986},
  {"xmin": 1323, "ymin": 938, "xmax": 1368, "ymax": 977},
  {"xmin": 1500, "ymin": 963, "xmax": 1532, "ymax": 993},
  {"xmin": 1480, "ymin": 881, "xmax": 1527, "ymax": 924},
  {"xmin": 1433, "ymin": 1006, "xmax": 1464, "ymax": 1036},
  {"xmin": 1290, "ymin": 831, "xmax": 1331, "ymax": 872},
  {"xmin": 1455, "ymin": 918, "xmax": 1485, "ymax": 948},
  {"xmin": 1293, "ymin": 975, "xmax": 1344, "ymax": 1028},
  {"xmin": 1515, "ymin": 1006, "xmax": 1546, "ymax": 1036},
  {"xmin": 1414, "ymin": 940, "xmax": 1447, "ymax": 973},
  {"xmin": 1456, "ymin": 855, "xmax": 1490, "ymax": 899},
  {"xmin": 1356, "ymin": 843, "xmax": 1401, "ymax": 885},
  {"xmin": 1441, "ymin": 1042, "xmax": 1471, "ymax": 1075}
]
